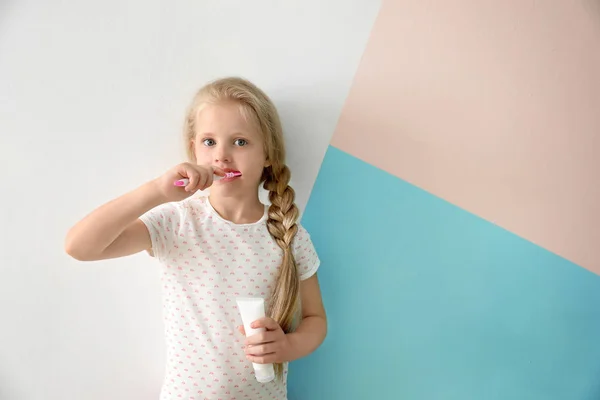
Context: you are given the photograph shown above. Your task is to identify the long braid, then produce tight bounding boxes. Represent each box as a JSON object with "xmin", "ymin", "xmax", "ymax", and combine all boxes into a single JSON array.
[{"xmin": 263, "ymin": 165, "xmax": 300, "ymax": 380}]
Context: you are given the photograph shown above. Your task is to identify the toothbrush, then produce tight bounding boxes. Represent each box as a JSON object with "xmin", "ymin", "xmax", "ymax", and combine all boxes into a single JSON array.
[{"xmin": 174, "ymin": 171, "xmax": 242, "ymax": 186}]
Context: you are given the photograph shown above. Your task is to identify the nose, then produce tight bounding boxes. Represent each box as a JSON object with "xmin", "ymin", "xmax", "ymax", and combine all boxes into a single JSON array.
[{"xmin": 214, "ymin": 143, "xmax": 231, "ymax": 163}]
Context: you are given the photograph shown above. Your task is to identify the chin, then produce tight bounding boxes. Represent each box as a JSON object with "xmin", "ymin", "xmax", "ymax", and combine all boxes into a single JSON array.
[{"xmin": 211, "ymin": 184, "xmax": 245, "ymax": 197}]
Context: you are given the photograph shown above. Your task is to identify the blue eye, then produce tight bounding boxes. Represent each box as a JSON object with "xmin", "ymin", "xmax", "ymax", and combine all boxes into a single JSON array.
[
  {"xmin": 202, "ymin": 139, "xmax": 216, "ymax": 146},
  {"xmin": 234, "ymin": 139, "xmax": 247, "ymax": 146}
]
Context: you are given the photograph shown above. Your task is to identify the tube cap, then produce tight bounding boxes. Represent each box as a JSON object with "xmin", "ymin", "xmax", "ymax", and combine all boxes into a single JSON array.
[{"xmin": 254, "ymin": 364, "xmax": 275, "ymax": 383}]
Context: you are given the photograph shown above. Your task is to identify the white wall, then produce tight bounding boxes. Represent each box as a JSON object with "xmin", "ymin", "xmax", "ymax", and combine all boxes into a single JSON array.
[{"xmin": 0, "ymin": 1, "xmax": 380, "ymax": 399}]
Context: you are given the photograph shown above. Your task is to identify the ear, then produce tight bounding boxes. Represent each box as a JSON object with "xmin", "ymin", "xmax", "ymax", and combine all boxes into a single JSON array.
[{"xmin": 264, "ymin": 158, "xmax": 271, "ymax": 168}]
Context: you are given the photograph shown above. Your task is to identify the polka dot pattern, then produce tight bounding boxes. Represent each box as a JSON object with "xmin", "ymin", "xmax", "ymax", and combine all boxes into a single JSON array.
[{"xmin": 140, "ymin": 196, "xmax": 320, "ymax": 399}]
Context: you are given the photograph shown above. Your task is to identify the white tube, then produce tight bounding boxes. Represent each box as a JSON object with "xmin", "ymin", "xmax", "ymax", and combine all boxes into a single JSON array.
[{"xmin": 235, "ymin": 297, "xmax": 275, "ymax": 383}]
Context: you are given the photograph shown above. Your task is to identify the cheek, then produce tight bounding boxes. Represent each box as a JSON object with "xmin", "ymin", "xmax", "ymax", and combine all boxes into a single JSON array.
[
  {"xmin": 239, "ymin": 151, "xmax": 266, "ymax": 177},
  {"xmin": 250, "ymin": 151, "xmax": 268, "ymax": 172},
  {"xmin": 193, "ymin": 145, "xmax": 210, "ymax": 162}
]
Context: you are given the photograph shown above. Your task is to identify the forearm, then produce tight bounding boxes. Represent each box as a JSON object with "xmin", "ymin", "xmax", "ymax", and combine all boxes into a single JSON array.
[
  {"xmin": 285, "ymin": 315, "xmax": 327, "ymax": 361},
  {"xmin": 65, "ymin": 180, "xmax": 164, "ymax": 259}
]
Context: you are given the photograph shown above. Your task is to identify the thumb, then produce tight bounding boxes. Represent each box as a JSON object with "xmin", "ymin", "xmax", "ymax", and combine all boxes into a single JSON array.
[
  {"xmin": 237, "ymin": 325, "xmax": 246, "ymax": 336},
  {"xmin": 212, "ymin": 166, "xmax": 227, "ymax": 177}
]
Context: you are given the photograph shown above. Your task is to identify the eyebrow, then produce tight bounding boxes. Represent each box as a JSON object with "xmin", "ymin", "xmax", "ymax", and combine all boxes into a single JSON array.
[{"xmin": 197, "ymin": 131, "xmax": 254, "ymax": 137}]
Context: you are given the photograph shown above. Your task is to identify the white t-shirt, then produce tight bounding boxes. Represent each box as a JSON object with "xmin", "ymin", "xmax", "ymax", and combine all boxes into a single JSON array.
[{"xmin": 139, "ymin": 194, "xmax": 320, "ymax": 400}]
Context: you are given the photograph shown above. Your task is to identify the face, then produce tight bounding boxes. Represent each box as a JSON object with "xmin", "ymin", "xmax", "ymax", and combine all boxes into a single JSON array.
[{"xmin": 191, "ymin": 101, "xmax": 268, "ymax": 196}]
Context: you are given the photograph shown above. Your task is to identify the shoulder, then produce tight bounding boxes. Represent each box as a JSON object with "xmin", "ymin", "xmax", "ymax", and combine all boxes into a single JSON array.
[
  {"xmin": 293, "ymin": 222, "xmax": 313, "ymax": 244},
  {"xmin": 140, "ymin": 200, "xmax": 186, "ymax": 223},
  {"xmin": 138, "ymin": 196, "xmax": 206, "ymax": 261},
  {"xmin": 292, "ymin": 222, "xmax": 320, "ymax": 280},
  {"xmin": 139, "ymin": 195, "xmax": 207, "ymax": 231}
]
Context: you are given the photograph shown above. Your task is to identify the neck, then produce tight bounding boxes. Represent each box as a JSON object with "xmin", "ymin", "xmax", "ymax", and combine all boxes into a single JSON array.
[{"xmin": 208, "ymin": 190, "xmax": 265, "ymax": 224}]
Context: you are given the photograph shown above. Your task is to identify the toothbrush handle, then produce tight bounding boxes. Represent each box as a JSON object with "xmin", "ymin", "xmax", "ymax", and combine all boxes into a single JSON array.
[
  {"xmin": 173, "ymin": 174, "xmax": 223, "ymax": 187},
  {"xmin": 173, "ymin": 178, "xmax": 190, "ymax": 187}
]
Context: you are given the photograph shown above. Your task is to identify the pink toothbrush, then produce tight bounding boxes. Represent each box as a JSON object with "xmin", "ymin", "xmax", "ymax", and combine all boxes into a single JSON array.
[{"xmin": 174, "ymin": 171, "xmax": 242, "ymax": 186}]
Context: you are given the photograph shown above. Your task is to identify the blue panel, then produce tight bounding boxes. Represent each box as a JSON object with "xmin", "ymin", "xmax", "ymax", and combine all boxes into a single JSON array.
[{"xmin": 288, "ymin": 146, "xmax": 600, "ymax": 400}]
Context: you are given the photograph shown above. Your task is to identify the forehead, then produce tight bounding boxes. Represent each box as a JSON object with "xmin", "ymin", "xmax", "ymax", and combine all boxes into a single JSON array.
[{"xmin": 195, "ymin": 101, "xmax": 261, "ymax": 137}]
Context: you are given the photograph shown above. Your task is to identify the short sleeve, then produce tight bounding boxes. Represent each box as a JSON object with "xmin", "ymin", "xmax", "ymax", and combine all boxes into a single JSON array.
[
  {"xmin": 292, "ymin": 224, "xmax": 320, "ymax": 280},
  {"xmin": 139, "ymin": 201, "xmax": 186, "ymax": 261}
]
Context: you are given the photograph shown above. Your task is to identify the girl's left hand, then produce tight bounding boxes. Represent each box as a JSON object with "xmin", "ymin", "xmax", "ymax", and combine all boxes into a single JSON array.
[{"xmin": 237, "ymin": 317, "xmax": 291, "ymax": 364}]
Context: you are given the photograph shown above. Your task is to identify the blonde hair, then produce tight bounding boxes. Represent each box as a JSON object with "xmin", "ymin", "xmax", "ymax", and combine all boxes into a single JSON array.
[{"xmin": 184, "ymin": 77, "xmax": 300, "ymax": 380}]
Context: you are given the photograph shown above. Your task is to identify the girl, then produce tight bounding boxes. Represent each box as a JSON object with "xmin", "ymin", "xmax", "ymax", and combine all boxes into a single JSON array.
[{"xmin": 65, "ymin": 77, "xmax": 327, "ymax": 400}]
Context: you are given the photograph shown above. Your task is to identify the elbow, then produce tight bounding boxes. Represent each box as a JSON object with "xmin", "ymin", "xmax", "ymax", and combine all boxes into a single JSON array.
[
  {"xmin": 64, "ymin": 239, "xmax": 84, "ymax": 261},
  {"xmin": 64, "ymin": 233, "xmax": 94, "ymax": 261},
  {"xmin": 320, "ymin": 315, "xmax": 328, "ymax": 342}
]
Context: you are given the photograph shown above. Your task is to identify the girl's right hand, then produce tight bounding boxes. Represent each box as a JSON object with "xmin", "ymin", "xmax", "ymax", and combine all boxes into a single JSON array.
[{"xmin": 153, "ymin": 162, "xmax": 225, "ymax": 202}]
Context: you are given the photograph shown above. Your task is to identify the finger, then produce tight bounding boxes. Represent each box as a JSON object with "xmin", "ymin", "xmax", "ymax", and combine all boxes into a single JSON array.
[
  {"xmin": 244, "ymin": 343, "xmax": 273, "ymax": 356},
  {"xmin": 203, "ymin": 172, "xmax": 213, "ymax": 190},
  {"xmin": 197, "ymin": 170, "xmax": 209, "ymax": 191},
  {"xmin": 245, "ymin": 331, "xmax": 276, "ymax": 346},
  {"xmin": 246, "ymin": 354, "xmax": 276, "ymax": 365},
  {"xmin": 186, "ymin": 170, "xmax": 199, "ymax": 192},
  {"xmin": 212, "ymin": 166, "xmax": 226, "ymax": 177},
  {"xmin": 237, "ymin": 325, "xmax": 245, "ymax": 336},
  {"xmin": 251, "ymin": 317, "xmax": 281, "ymax": 331}
]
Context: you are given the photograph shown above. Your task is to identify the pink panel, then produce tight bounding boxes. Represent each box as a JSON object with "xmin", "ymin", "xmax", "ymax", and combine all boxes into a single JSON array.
[{"xmin": 331, "ymin": 0, "xmax": 600, "ymax": 273}]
